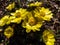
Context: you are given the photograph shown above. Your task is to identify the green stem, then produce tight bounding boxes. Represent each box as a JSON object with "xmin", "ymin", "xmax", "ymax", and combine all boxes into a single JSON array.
[
  {"xmin": 5, "ymin": 38, "xmax": 9, "ymax": 45},
  {"xmin": 17, "ymin": 0, "xmax": 21, "ymax": 7}
]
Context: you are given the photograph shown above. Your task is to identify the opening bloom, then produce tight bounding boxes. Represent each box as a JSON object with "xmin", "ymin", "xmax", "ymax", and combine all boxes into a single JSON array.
[
  {"xmin": 34, "ymin": 7, "xmax": 53, "ymax": 21},
  {"xmin": 22, "ymin": 12, "xmax": 43, "ymax": 33},
  {"xmin": 6, "ymin": 2, "xmax": 15, "ymax": 11},
  {"xmin": 4, "ymin": 26, "xmax": 14, "ymax": 39},
  {"xmin": 10, "ymin": 8, "xmax": 28, "ymax": 24},
  {"xmin": 42, "ymin": 30, "xmax": 55, "ymax": 45},
  {"xmin": 27, "ymin": 1, "xmax": 42, "ymax": 7},
  {"xmin": 0, "ymin": 15, "xmax": 9, "ymax": 26}
]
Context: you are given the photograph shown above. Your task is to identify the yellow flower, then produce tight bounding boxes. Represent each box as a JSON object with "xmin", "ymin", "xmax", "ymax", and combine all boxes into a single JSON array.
[
  {"xmin": 34, "ymin": 7, "xmax": 53, "ymax": 21},
  {"xmin": 4, "ymin": 26, "xmax": 14, "ymax": 39},
  {"xmin": 0, "ymin": 15, "xmax": 9, "ymax": 26},
  {"xmin": 27, "ymin": 1, "xmax": 42, "ymax": 7},
  {"xmin": 10, "ymin": 8, "xmax": 28, "ymax": 24},
  {"xmin": 42, "ymin": 30, "xmax": 55, "ymax": 45},
  {"xmin": 6, "ymin": 2, "xmax": 15, "ymax": 10},
  {"xmin": 22, "ymin": 12, "xmax": 42, "ymax": 33}
]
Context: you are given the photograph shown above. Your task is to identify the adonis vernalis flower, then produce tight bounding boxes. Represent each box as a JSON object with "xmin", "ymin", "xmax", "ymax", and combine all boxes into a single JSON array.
[
  {"xmin": 4, "ymin": 26, "xmax": 14, "ymax": 39},
  {"xmin": 42, "ymin": 30, "xmax": 55, "ymax": 45},
  {"xmin": 10, "ymin": 8, "xmax": 28, "ymax": 24},
  {"xmin": 34, "ymin": 7, "xmax": 53, "ymax": 21},
  {"xmin": 22, "ymin": 13, "xmax": 43, "ymax": 33}
]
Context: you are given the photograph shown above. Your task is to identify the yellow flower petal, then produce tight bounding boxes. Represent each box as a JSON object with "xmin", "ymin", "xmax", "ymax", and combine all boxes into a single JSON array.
[
  {"xmin": 42, "ymin": 14, "xmax": 53, "ymax": 21},
  {"xmin": 6, "ymin": 16, "xmax": 16, "ymax": 25},
  {"xmin": 26, "ymin": 29, "xmax": 31, "ymax": 33},
  {"xmin": 46, "ymin": 41, "xmax": 55, "ymax": 45},
  {"xmin": 11, "ymin": 18, "xmax": 21, "ymax": 24}
]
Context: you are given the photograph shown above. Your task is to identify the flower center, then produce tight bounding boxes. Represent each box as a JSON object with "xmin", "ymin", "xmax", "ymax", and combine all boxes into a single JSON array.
[
  {"xmin": 28, "ymin": 17, "xmax": 36, "ymax": 26},
  {"xmin": 5, "ymin": 29, "xmax": 13, "ymax": 34},
  {"xmin": 40, "ymin": 11, "xmax": 45, "ymax": 17},
  {"xmin": 16, "ymin": 12, "xmax": 21, "ymax": 18}
]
